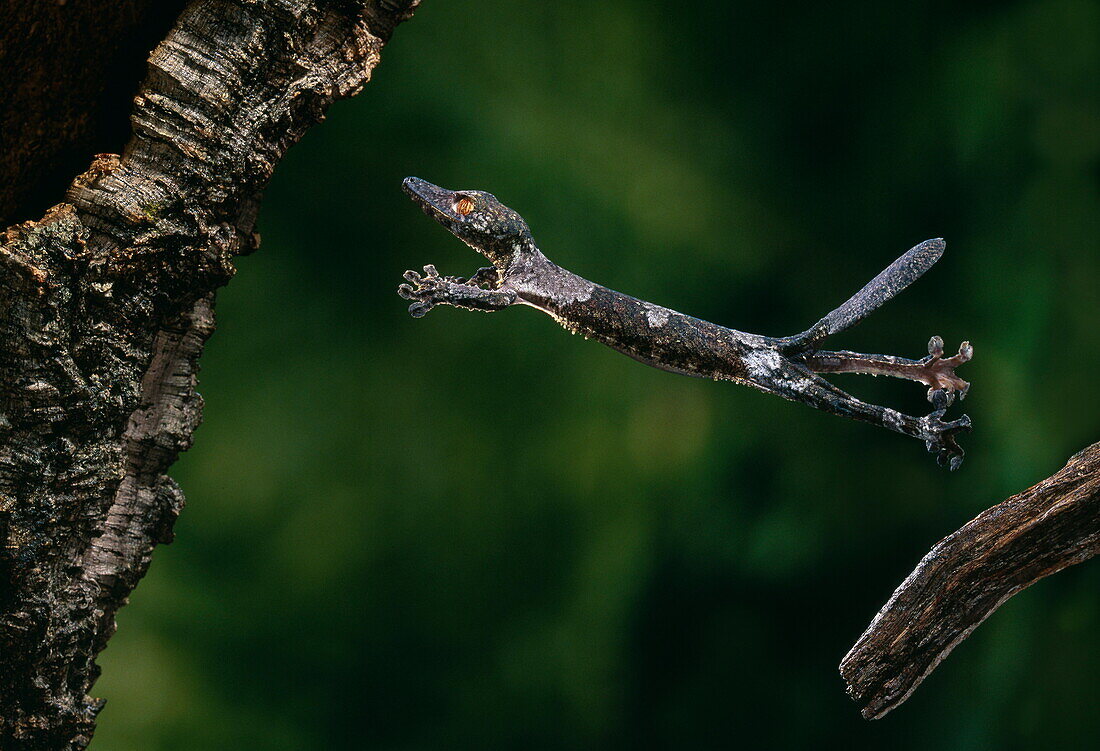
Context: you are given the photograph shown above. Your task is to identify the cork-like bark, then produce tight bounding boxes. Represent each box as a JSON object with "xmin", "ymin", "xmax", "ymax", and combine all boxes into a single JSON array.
[
  {"xmin": 0, "ymin": 1, "xmax": 419, "ymax": 748},
  {"xmin": 840, "ymin": 442, "xmax": 1100, "ymax": 719}
]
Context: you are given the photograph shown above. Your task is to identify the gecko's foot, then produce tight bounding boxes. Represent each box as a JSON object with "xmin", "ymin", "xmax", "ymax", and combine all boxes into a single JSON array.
[
  {"xmin": 920, "ymin": 336, "xmax": 972, "ymax": 401},
  {"xmin": 920, "ymin": 388, "xmax": 972, "ymax": 470},
  {"xmin": 397, "ymin": 264, "xmax": 517, "ymax": 317},
  {"xmin": 398, "ymin": 264, "xmax": 455, "ymax": 317}
]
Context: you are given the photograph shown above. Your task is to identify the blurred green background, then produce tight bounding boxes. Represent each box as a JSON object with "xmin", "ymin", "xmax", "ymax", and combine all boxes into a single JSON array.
[{"xmin": 95, "ymin": 1, "xmax": 1100, "ymax": 748}]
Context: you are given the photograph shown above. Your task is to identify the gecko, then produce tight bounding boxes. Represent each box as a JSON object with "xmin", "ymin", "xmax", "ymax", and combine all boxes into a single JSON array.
[{"xmin": 397, "ymin": 177, "xmax": 972, "ymax": 469}]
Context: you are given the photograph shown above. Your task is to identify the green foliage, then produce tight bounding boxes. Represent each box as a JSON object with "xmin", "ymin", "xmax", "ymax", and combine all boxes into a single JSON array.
[{"xmin": 96, "ymin": 1, "xmax": 1099, "ymax": 748}]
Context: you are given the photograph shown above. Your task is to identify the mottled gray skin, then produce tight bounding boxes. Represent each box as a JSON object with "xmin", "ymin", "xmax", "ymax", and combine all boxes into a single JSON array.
[{"xmin": 398, "ymin": 177, "xmax": 972, "ymax": 468}]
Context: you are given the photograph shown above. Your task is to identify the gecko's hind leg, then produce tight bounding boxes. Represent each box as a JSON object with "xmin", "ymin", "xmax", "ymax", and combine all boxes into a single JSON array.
[
  {"xmin": 772, "ymin": 363, "xmax": 972, "ymax": 469},
  {"xmin": 398, "ymin": 265, "xmax": 517, "ymax": 317},
  {"xmin": 802, "ymin": 336, "xmax": 972, "ymax": 401}
]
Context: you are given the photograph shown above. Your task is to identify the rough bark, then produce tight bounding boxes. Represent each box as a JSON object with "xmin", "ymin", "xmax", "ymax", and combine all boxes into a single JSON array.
[
  {"xmin": 0, "ymin": 1, "xmax": 419, "ymax": 748},
  {"xmin": 840, "ymin": 441, "xmax": 1100, "ymax": 719}
]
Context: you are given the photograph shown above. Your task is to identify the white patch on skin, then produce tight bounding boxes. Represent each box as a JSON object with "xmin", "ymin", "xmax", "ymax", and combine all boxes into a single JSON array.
[
  {"xmin": 742, "ymin": 348, "xmax": 782, "ymax": 380},
  {"xmin": 646, "ymin": 305, "xmax": 670, "ymax": 327},
  {"xmin": 883, "ymin": 408, "xmax": 904, "ymax": 430}
]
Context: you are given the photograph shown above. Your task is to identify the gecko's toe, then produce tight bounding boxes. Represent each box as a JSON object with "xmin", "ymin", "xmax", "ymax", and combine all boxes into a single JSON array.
[
  {"xmin": 927, "ymin": 335, "xmax": 944, "ymax": 358},
  {"xmin": 936, "ymin": 447, "xmax": 965, "ymax": 471},
  {"xmin": 408, "ymin": 301, "xmax": 434, "ymax": 318},
  {"xmin": 928, "ymin": 387, "xmax": 954, "ymax": 411}
]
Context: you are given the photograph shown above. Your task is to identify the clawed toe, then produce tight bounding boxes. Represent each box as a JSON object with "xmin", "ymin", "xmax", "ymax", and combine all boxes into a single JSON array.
[{"xmin": 408, "ymin": 301, "xmax": 434, "ymax": 318}]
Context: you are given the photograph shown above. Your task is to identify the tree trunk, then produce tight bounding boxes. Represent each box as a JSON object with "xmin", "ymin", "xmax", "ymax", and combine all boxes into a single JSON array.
[{"xmin": 0, "ymin": 1, "xmax": 419, "ymax": 748}]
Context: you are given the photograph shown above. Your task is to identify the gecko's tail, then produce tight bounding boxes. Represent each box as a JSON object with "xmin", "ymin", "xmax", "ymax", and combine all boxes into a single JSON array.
[{"xmin": 780, "ymin": 238, "xmax": 945, "ymax": 353}]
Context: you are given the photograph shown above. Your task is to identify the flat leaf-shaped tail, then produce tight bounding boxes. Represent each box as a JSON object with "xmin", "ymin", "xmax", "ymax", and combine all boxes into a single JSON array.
[{"xmin": 785, "ymin": 238, "xmax": 945, "ymax": 351}]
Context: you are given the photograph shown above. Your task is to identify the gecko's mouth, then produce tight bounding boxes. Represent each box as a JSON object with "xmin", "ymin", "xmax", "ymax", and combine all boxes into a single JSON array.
[{"xmin": 402, "ymin": 177, "xmax": 459, "ymax": 223}]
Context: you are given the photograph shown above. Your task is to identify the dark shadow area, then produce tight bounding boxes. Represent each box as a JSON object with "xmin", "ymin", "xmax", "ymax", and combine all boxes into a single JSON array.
[{"xmin": 0, "ymin": 0, "xmax": 187, "ymax": 225}]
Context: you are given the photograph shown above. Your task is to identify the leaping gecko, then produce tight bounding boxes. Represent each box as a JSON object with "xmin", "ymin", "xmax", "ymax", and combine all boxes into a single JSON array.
[{"xmin": 397, "ymin": 177, "xmax": 972, "ymax": 469}]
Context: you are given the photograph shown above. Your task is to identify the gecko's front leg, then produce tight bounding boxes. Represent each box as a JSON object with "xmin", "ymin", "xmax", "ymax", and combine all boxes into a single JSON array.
[{"xmin": 398, "ymin": 264, "xmax": 517, "ymax": 317}]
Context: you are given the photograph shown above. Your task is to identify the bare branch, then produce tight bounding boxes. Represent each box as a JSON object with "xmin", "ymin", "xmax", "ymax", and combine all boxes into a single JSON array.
[{"xmin": 840, "ymin": 441, "xmax": 1100, "ymax": 719}]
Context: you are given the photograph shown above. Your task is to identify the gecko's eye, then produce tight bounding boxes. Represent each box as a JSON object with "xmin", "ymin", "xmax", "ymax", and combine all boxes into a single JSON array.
[{"xmin": 454, "ymin": 197, "xmax": 475, "ymax": 216}]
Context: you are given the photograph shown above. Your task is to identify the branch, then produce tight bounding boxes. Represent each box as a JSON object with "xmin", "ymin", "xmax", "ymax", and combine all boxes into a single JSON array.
[
  {"xmin": 840, "ymin": 441, "xmax": 1100, "ymax": 718},
  {"xmin": 0, "ymin": 1, "xmax": 418, "ymax": 747}
]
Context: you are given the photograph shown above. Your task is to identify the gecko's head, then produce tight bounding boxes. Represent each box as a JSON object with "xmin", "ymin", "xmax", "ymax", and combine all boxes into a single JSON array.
[{"xmin": 403, "ymin": 177, "xmax": 533, "ymax": 268}]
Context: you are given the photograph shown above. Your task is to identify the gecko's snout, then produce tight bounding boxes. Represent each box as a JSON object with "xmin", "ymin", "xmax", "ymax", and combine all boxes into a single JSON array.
[
  {"xmin": 401, "ymin": 175, "xmax": 433, "ymax": 195},
  {"xmin": 402, "ymin": 176, "xmax": 450, "ymax": 207}
]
